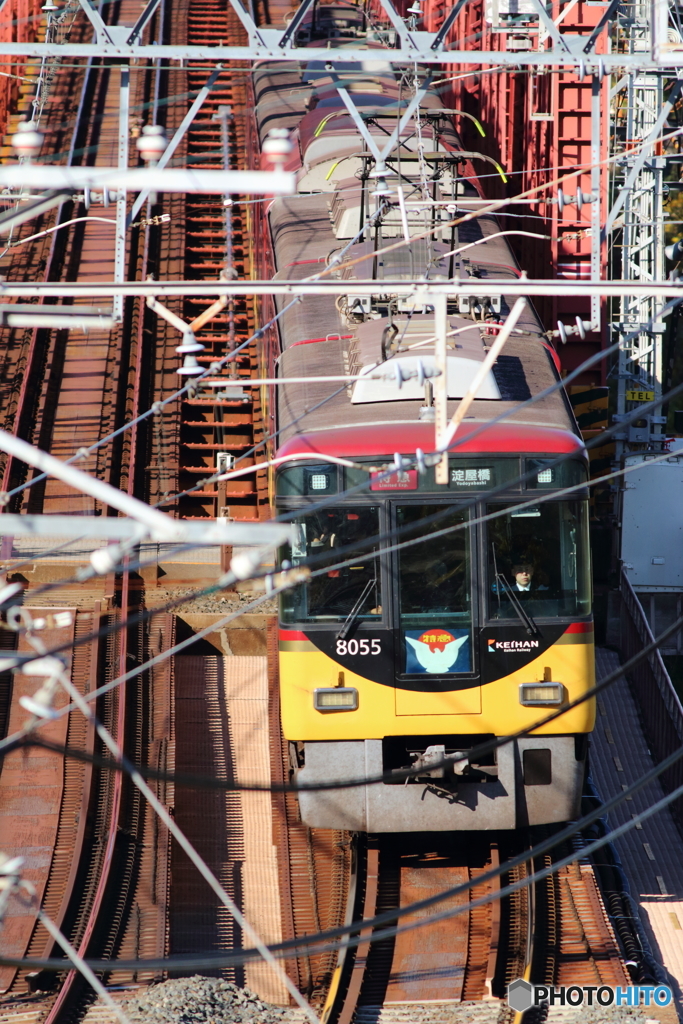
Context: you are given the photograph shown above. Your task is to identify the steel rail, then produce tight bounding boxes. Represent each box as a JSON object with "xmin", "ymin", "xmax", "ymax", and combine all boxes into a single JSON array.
[{"xmin": 0, "ymin": 57, "xmax": 96, "ymax": 500}]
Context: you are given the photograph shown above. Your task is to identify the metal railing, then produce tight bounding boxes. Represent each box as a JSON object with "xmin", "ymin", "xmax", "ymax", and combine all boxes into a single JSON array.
[{"xmin": 620, "ymin": 568, "xmax": 683, "ymax": 830}]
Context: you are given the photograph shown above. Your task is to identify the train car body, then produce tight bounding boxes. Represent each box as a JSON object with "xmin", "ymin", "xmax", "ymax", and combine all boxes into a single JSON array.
[{"xmin": 253, "ymin": 43, "xmax": 595, "ymax": 832}]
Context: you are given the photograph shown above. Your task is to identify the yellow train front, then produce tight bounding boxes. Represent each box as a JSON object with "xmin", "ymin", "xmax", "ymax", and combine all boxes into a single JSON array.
[{"xmin": 275, "ymin": 426, "xmax": 595, "ymax": 832}]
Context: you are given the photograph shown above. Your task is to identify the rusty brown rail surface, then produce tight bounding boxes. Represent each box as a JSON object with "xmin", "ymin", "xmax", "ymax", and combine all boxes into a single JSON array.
[
  {"xmin": 0, "ymin": 5, "xmax": 626, "ymax": 1024},
  {"xmin": 168, "ymin": 0, "xmax": 269, "ymax": 524},
  {"xmin": 313, "ymin": 831, "xmax": 629, "ymax": 1024},
  {"xmin": 0, "ymin": 0, "xmax": 300, "ymax": 1013},
  {"xmin": 0, "ymin": 0, "xmax": 175, "ymax": 1016}
]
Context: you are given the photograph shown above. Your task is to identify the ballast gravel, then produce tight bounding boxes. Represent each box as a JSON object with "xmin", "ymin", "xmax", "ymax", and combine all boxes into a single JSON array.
[
  {"xmin": 121, "ymin": 976, "xmax": 304, "ymax": 1024},
  {"xmin": 119, "ymin": 981, "xmax": 674, "ymax": 1024}
]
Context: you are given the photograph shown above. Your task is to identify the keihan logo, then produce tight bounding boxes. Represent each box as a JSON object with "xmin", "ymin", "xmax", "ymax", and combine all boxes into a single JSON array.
[{"xmin": 488, "ymin": 639, "xmax": 540, "ymax": 653}]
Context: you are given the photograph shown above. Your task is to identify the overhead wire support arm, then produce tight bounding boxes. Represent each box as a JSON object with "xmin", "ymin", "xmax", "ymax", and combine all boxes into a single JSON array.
[
  {"xmin": 128, "ymin": 64, "xmax": 224, "ymax": 225},
  {"xmin": 0, "ymin": 166, "xmax": 295, "ymax": 196},
  {"xmin": 0, "ymin": 514, "xmax": 291, "ymax": 546},
  {"xmin": 377, "ymin": 78, "xmax": 433, "ymax": 165},
  {"xmin": 336, "ymin": 89, "xmax": 385, "ymax": 164},
  {"xmin": 225, "ymin": 0, "xmax": 268, "ymax": 47},
  {"xmin": 75, "ymin": 0, "xmax": 114, "ymax": 45},
  {"xmin": 582, "ymin": 0, "xmax": 620, "ymax": 54},
  {"xmin": 430, "ymin": 0, "xmax": 467, "ymax": 50},
  {"xmin": 335, "ymin": 78, "xmax": 433, "ymax": 174},
  {"xmin": 0, "ymin": 190, "xmax": 76, "ymax": 236},
  {"xmin": 126, "ymin": 0, "xmax": 163, "ymax": 44},
  {"xmin": 375, "ymin": 0, "xmax": 418, "ymax": 49},
  {"xmin": 0, "ymin": 429, "xmax": 293, "ymax": 548},
  {"xmin": 528, "ymin": 0, "xmax": 572, "ymax": 54},
  {"xmin": 278, "ymin": 0, "xmax": 317, "ymax": 48},
  {"xmin": 0, "ymin": 40, "xmax": 665, "ymax": 65}
]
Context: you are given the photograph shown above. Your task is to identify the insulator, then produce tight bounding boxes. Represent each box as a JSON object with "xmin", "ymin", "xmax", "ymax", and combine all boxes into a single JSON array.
[
  {"xmin": 90, "ymin": 545, "xmax": 122, "ymax": 575},
  {"xmin": 177, "ymin": 353, "xmax": 202, "ymax": 375},
  {"xmin": 557, "ymin": 320, "xmax": 568, "ymax": 345},
  {"xmin": 136, "ymin": 124, "xmax": 168, "ymax": 164},
  {"xmin": 372, "ymin": 176, "xmax": 392, "ymax": 197},
  {"xmin": 665, "ymin": 239, "xmax": 683, "ymax": 262},
  {"xmin": 230, "ymin": 549, "xmax": 262, "ymax": 580},
  {"xmin": 557, "ymin": 187, "xmax": 595, "ymax": 213},
  {"xmin": 175, "ymin": 334, "xmax": 205, "ymax": 355},
  {"xmin": 11, "ymin": 121, "xmax": 44, "ymax": 159},
  {"xmin": 262, "ymin": 128, "xmax": 293, "ymax": 167}
]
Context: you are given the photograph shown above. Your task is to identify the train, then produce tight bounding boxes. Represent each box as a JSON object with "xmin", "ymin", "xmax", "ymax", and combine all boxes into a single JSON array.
[{"xmin": 252, "ymin": 9, "xmax": 596, "ymax": 831}]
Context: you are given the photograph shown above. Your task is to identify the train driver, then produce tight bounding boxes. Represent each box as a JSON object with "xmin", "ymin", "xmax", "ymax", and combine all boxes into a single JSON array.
[{"xmin": 512, "ymin": 562, "xmax": 547, "ymax": 592}]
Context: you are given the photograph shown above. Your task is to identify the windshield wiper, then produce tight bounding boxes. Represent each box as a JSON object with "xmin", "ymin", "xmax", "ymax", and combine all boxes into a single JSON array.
[
  {"xmin": 337, "ymin": 574, "xmax": 377, "ymax": 641},
  {"xmin": 491, "ymin": 543, "xmax": 538, "ymax": 636}
]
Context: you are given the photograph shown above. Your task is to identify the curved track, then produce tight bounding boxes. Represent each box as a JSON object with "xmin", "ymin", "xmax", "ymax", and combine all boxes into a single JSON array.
[
  {"xmin": 0, "ymin": 4, "xmax": 643, "ymax": 1024},
  {"xmin": 320, "ymin": 831, "xmax": 628, "ymax": 1024}
]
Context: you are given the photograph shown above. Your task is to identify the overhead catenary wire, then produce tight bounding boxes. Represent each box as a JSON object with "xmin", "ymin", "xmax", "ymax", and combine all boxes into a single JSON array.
[
  {"xmin": 0, "ymin": 199, "xmax": 390, "ymax": 507},
  {"xmin": 0, "ymin": 0, "xmax": 671, "ymax": 962},
  {"xmin": 2, "ymin": 37, "xmax": 675, "ymax": 774},
  {"xmin": 12, "ymin": 558, "xmax": 683, "ymax": 800},
  {"xmin": 4, "ymin": 442, "xmax": 683, "ymax": 785},
  {"xmin": 2, "ymin": 341, "xmax": 682, "ymax": 699},
  {"xmin": 0, "ymin": 296, "xmax": 675, "ymax": 655},
  {"xmin": 1, "ymin": 34, "xmax": 679, "ymax": 983},
  {"xmin": 152, "ymin": 275, "xmax": 669, "ymax": 513},
  {"xmin": 18, "ymin": 647, "xmax": 321, "ymax": 1024},
  {"xmin": 1, "ymin": 54, "xmax": 679, "ymax": 1007},
  {"xmin": 4, "ymin": 110, "xmax": 679, "ymax": 505},
  {"xmin": 5, "ymin": 690, "xmax": 683, "ymax": 973},
  {"xmin": 11, "ymin": 887, "xmax": 134, "ymax": 1024}
]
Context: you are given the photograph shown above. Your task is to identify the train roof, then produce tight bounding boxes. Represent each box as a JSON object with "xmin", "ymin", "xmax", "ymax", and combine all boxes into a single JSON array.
[
  {"xmin": 267, "ymin": 193, "xmax": 579, "ymax": 459},
  {"xmin": 258, "ymin": 65, "xmax": 580, "ymax": 465},
  {"xmin": 274, "ymin": 325, "xmax": 580, "ymax": 459},
  {"xmin": 277, "ymin": 423, "xmax": 586, "ymax": 461}
]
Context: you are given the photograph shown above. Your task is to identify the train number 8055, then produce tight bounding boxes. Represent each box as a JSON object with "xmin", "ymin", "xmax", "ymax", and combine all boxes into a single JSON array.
[{"xmin": 336, "ymin": 638, "xmax": 382, "ymax": 656}]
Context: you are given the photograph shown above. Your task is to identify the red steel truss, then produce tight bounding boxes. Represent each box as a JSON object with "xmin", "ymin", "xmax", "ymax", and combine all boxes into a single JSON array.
[{"xmin": 421, "ymin": 0, "xmax": 609, "ymax": 384}]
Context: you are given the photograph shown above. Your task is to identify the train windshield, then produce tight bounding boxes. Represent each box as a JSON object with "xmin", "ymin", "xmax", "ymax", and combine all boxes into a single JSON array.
[
  {"xmin": 397, "ymin": 506, "xmax": 473, "ymax": 674},
  {"xmin": 487, "ymin": 500, "xmax": 591, "ymax": 620},
  {"xmin": 281, "ymin": 506, "xmax": 381, "ymax": 623}
]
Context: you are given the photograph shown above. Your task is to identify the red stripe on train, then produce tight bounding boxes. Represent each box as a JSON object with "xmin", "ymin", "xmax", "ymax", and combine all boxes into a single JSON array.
[{"xmin": 279, "ymin": 629, "xmax": 308, "ymax": 641}]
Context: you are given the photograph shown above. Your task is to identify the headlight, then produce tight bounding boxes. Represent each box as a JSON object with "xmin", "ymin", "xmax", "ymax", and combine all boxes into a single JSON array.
[
  {"xmin": 519, "ymin": 683, "xmax": 564, "ymax": 706},
  {"xmin": 313, "ymin": 687, "xmax": 359, "ymax": 711}
]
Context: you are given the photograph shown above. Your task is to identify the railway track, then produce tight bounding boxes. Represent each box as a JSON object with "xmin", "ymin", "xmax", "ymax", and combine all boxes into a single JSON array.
[
  {"xmin": 0, "ymin": 4, "xmax": 643, "ymax": 1024},
  {"xmin": 314, "ymin": 831, "xmax": 628, "ymax": 1024},
  {"xmin": 0, "ymin": 0, "xmax": 176, "ymax": 1017},
  {"xmin": 173, "ymin": 5, "xmax": 268, "ymax": 525}
]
